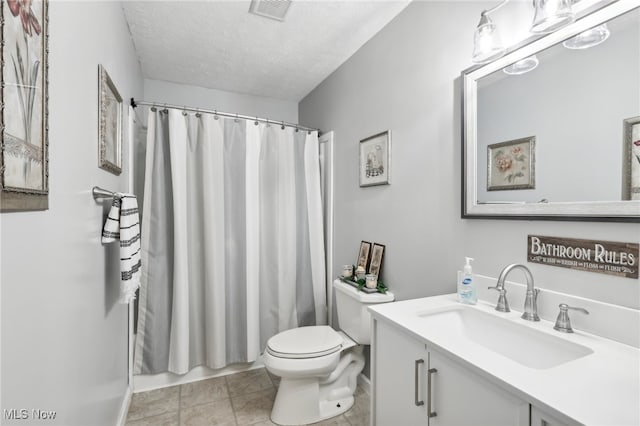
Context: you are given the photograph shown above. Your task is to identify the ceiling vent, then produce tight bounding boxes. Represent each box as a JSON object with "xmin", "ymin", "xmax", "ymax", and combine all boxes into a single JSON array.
[{"xmin": 249, "ymin": 0, "xmax": 292, "ymax": 22}]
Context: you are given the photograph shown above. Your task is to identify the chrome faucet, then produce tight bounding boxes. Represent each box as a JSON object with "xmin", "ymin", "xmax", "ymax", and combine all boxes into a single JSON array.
[
  {"xmin": 487, "ymin": 280, "xmax": 510, "ymax": 313},
  {"xmin": 496, "ymin": 264, "xmax": 540, "ymax": 321}
]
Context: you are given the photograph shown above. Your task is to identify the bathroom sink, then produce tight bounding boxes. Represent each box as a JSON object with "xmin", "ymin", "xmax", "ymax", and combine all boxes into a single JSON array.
[{"xmin": 417, "ymin": 306, "xmax": 593, "ymax": 369}]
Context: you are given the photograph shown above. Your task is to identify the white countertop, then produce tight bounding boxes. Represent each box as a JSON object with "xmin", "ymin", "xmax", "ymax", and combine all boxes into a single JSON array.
[{"xmin": 369, "ymin": 294, "xmax": 640, "ymax": 426}]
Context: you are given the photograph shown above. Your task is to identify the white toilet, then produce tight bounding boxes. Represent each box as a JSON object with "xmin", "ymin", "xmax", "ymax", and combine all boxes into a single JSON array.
[{"xmin": 263, "ymin": 279, "xmax": 394, "ymax": 425}]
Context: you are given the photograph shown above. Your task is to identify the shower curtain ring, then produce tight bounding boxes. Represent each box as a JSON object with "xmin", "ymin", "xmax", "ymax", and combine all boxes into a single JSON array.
[
  {"xmin": 234, "ymin": 113, "xmax": 239, "ymax": 123},
  {"xmin": 214, "ymin": 110, "xmax": 219, "ymax": 120},
  {"xmin": 195, "ymin": 107, "xmax": 200, "ymax": 118},
  {"xmin": 182, "ymin": 105, "xmax": 187, "ymax": 116},
  {"xmin": 255, "ymin": 117, "xmax": 259, "ymax": 126},
  {"xmin": 281, "ymin": 121, "xmax": 285, "ymax": 130}
]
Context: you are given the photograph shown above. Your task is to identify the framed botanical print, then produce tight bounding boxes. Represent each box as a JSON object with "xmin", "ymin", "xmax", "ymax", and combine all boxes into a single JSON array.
[
  {"xmin": 98, "ymin": 64, "xmax": 122, "ymax": 175},
  {"xmin": 1, "ymin": 0, "xmax": 49, "ymax": 211}
]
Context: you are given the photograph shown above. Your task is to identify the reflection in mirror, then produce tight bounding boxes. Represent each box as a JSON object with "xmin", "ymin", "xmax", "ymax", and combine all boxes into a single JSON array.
[
  {"xmin": 463, "ymin": 1, "xmax": 640, "ymax": 221},
  {"xmin": 477, "ymin": 8, "xmax": 638, "ymax": 203}
]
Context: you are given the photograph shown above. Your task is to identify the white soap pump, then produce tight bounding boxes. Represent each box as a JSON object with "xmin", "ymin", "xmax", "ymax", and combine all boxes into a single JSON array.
[{"xmin": 458, "ymin": 257, "xmax": 477, "ymax": 304}]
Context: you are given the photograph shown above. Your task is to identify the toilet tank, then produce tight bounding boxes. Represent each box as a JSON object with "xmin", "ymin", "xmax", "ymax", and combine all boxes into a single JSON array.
[{"xmin": 333, "ymin": 279, "xmax": 395, "ymax": 345}]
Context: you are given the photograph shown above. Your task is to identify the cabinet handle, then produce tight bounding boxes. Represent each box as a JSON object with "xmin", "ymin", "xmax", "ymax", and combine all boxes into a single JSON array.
[
  {"xmin": 427, "ymin": 368, "xmax": 438, "ymax": 418},
  {"xmin": 414, "ymin": 359, "xmax": 424, "ymax": 406}
]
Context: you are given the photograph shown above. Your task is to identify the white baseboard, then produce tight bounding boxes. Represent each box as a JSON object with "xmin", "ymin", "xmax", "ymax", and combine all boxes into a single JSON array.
[
  {"xmin": 116, "ymin": 386, "xmax": 132, "ymax": 426},
  {"xmin": 357, "ymin": 373, "xmax": 371, "ymax": 395}
]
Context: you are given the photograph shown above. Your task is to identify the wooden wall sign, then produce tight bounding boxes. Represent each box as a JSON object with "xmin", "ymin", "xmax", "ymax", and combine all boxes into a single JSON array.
[{"xmin": 528, "ymin": 235, "xmax": 639, "ymax": 279}]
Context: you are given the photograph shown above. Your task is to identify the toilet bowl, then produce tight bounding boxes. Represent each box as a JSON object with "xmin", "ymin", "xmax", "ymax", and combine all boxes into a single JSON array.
[{"xmin": 264, "ymin": 280, "xmax": 394, "ymax": 425}]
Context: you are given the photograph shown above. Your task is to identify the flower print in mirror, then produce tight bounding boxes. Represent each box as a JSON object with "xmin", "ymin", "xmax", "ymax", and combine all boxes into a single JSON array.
[{"xmin": 487, "ymin": 137, "xmax": 535, "ymax": 191}]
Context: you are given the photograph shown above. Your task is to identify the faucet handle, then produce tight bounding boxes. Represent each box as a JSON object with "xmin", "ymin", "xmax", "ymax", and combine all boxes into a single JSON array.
[
  {"xmin": 554, "ymin": 303, "xmax": 589, "ymax": 333},
  {"xmin": 487, "ymin": 286, "xmax": 510, "ymax": 313}
]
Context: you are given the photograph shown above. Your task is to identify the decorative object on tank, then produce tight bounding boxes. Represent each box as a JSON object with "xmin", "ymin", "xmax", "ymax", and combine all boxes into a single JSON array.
[
  {"xmin": 356, "ymin": 240, "xmax": 372, "ymax": 271},
  {"xmin": 369, "ymin": 243, "xmax": 385, "ymax": 277},
  {"xmin": 359, "ymin": 130, "xmax": 390, "ymax": 187},
  {"xmin": 98, "ymin": 64, "xmax": 123, "ymax": 175},
  {"xmin": 487, "ymin": 136, "xmax": 535, "ymax": 191},
  {"xmin": 1, "ymin": 0, "xmax": 49, "ymax": 211}
]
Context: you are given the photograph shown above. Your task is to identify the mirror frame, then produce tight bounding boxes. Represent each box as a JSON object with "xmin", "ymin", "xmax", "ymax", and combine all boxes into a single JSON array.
[{"xmin": 462, "ymin": 0, "xmax": 640, "ymax": 222}]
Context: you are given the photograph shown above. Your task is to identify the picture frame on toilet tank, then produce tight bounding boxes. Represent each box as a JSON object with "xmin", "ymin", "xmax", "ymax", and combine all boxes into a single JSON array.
[
  {"xmin": 1, "ymin": 0, "xmax": 49, "ymax": 212},
  {"xmin": 369, "ymin": 243, "xmax": 385, "ymax": 277},
  {"xmin": 357, "ymin": 241, "xmax": 372, "ymax": 271}
]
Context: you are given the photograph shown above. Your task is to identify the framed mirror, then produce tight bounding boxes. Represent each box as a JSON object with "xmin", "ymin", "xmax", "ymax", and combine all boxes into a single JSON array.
[{"xmin": 462, "ymin": 0, "xmax": 640, "ymax": 222}]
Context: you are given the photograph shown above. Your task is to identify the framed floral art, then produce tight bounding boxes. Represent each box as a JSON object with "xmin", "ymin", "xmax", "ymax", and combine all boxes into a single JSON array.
[
  {"xmin": 487, "ymin": 136, "xmax": 535, "ymax": 191},
  {"xmin": 1, "ymin": 0, "xmax": 49, "ymax": 211}
]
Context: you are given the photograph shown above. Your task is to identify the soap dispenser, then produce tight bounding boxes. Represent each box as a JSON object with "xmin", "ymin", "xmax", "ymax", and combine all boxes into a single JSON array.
[{"xmin": 458, "ymin": 257, "xmax": 477, "ymax": 305}]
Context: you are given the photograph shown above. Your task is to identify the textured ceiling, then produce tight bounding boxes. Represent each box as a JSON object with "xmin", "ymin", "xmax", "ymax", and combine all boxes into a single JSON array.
[{"xmin": 122, "ymin": 1, "xmax": 411, "ymax": 102}]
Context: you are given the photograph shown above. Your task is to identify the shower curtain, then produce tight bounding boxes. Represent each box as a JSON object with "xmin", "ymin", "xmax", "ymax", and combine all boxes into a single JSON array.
[{"xmin": 133, "ymin": 109, "xmax": 326, "ymax": 375}]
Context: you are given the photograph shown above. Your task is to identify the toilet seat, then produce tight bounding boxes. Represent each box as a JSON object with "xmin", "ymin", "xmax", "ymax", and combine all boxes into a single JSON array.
[{"xmin": 267, "ymin": 326, "xmax": 343, "ymax": 359}]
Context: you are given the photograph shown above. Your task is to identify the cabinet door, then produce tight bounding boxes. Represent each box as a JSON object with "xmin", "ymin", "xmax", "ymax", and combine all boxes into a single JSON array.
[
  {"xmin": 531, "ymin": 406, "xmax": 569, "ymax": 426},
  {"xmin": 373, "ymin": 319, "xmax": 428, "ymax": 426},
  {"xmin": 428, "ymin": 349, "xmax": 529, "ymax": 426}
]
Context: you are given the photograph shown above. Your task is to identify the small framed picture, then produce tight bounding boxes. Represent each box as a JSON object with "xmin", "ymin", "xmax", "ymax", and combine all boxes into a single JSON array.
[
  {"xmin": 357, "ymin": 241, "xmax": 372, "ymax": 270},
  {"xmin": 98, "ymin": 65, "xmax": 123, "ymax": 175},
  {"xmin": 487, "ymin": 136, "xmax": 535, "ymax": 191},
  {"xmin": 369, "ymin": 243, "xmax": 385, "ymax": 276},
  {"xmin": 623, "ymin": 116, "xmax": 640, "ymax": 200},
  {"xmin": 360, "ymin": 130, "xmax": 391, "ymax": 187}
]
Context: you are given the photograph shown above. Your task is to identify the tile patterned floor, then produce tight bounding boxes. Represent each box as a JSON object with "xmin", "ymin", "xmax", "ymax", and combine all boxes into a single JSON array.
[{"xmin": 126, "ymin": 368, "xmax": 370, "ymax": 426}]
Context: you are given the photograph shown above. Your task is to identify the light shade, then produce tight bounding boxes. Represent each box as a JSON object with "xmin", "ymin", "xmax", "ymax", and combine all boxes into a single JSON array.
[
  {"xmin": 503, "ymin": 55, "xmax": 539, "ymax": 75},
  {"xmin": 472, "ymin": 14, "xmax": 506, "ymax": 64},
  {"xmin": 563, "ymin": 24, "xmax": 610, "ymax": 49},
  {"xmin": 531, "ymin": 0, "xmax": 574, "ymax": 34}
]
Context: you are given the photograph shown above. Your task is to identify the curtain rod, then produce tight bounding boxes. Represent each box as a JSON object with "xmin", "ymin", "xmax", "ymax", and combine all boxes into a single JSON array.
[{"xmin": 130, "ymin": 98, "xmax": 319, "ymax": 133}]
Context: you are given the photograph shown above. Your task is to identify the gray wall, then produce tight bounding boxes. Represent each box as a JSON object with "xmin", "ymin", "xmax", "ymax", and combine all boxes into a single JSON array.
[
  {"xmin": 299, "ymin": 1, "xmax": 639, "ymax": 313},
  {"xmin": 1, "ymin": 2, "xmax": 143, "ymax": 425}
]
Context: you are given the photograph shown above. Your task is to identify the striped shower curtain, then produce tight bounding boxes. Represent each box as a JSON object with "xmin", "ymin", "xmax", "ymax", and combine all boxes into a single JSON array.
[{"xmin": 133, "ymin": 108, "xmax": 326, "ymax": 375}]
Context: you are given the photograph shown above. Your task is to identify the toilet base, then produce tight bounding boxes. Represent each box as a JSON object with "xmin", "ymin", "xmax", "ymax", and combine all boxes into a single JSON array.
[
  {"xmin": 269, "ymin": 346, "xmax": 364, "ymax": 426},
  {"xmin": 271, "ymin": 377, "xmax": 354, "ymax": 426}
]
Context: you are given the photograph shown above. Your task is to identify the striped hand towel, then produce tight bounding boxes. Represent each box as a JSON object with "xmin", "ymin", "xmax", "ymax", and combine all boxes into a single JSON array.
[{"xmin": 102, "ymin": 194, "xmax": 142, "ymax": 304}]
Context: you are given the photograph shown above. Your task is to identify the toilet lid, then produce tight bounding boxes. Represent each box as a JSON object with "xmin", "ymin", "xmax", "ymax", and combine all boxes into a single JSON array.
[{"xmin": 267, "ymin": 326, "xmax": 343, "ymax": 359}]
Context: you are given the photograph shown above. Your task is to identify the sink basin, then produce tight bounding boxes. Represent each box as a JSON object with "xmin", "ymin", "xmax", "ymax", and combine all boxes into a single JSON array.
[{"xmin": 417, "ymin": 306, "xmax": 593, "ymax": 369}]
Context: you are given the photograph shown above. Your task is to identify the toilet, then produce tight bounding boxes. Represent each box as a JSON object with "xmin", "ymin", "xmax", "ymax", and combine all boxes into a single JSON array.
[{"xmin": 263, "ymin": 279, "xmax": 395, "ymax": 425}]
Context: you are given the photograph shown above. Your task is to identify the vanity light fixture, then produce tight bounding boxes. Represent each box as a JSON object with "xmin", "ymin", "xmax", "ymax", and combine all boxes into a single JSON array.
[
  {"xmin": 530, "ymin": 0, "xmax": 574, "ymax": 34},
  {"xmin": 562, "ymin": 23, "xmax": 610, "ymax": 49},
  {"xmin": 503, "ymin": 55, "xmax": 539, "ymax": 75},
  {"xmin": 471, "ymin": 0, "xmax": 508, "ymax": 64}
]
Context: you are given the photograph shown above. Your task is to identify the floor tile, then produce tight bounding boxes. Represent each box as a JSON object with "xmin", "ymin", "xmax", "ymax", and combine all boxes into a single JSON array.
[
  {"xmin": 127, "ymin": 386, "xmax": 180, "ymax": 422},
  {"xmin": 180, "ymin": 376, "xmax": 229, "ymax": 409},
  {"xmin": 231, "ymin": 388, "xmax": 276, "ymax": 425},
  {"xmin": 226, "ymin": 368, "xmax": 274, "ymax": 397},
  {"xmin": 180, "ymin": 398, "xmax": 236, "ymax": 426},
  {"xmin": 126, "ymin": 411, "xmax": 179, "ymax": 426},
  {"xmin": 311, "ymin": 414, "xmax": 351, "ymax": 425},
  {"xmin": 343, "ymin": 392, "xmax": 370, "ymax": 426}
]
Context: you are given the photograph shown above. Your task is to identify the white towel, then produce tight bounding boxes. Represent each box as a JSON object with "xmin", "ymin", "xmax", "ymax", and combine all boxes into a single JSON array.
[{"xmin": 102, "ymin": 194, "xmax": 142, "ymax": 304}]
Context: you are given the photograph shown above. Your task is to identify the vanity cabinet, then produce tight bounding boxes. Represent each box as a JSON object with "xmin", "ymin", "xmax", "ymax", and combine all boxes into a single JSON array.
[
  {"xmin": 373, "ymin": 319, "xmax": 529, "ymax": 426},
  {"xmin": 531, "ymin": 406, "xmax": 568, "ymax": 426}
]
